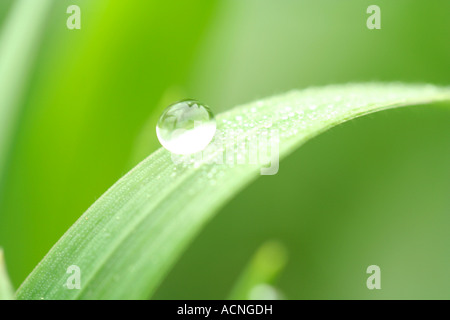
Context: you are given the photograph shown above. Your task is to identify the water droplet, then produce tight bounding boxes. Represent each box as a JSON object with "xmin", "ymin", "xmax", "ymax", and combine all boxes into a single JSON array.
[{"xmin": 156, "ymin": 100, "xmax": 216, "ymax": 155}]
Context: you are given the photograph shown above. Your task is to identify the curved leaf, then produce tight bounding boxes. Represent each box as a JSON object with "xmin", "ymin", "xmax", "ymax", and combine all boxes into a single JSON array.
[{"xmin": 16, "ymin": 83, "xmax": 450, "ymax": 299}]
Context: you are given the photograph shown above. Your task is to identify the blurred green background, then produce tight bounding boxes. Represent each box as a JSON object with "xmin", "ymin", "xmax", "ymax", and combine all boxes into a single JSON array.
[{"xmin": 0, "ymin": 0, "xmax": 449, "ymax": 299}]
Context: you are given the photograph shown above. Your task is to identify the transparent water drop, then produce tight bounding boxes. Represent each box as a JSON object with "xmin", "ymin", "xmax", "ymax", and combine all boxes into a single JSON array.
[{"xmin": 156, "ymin": 99, "xmax": 216, "ymax": 155}]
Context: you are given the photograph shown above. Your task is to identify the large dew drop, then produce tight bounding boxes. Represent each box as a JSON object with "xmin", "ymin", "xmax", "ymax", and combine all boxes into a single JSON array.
[{"xmin": 156, "ymin": 100, "xmax": 216, "ymax": 155}]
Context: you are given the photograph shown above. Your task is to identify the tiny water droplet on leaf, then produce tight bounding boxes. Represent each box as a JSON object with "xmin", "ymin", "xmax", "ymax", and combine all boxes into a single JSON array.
[{"xmin": 156, "ymin": 100, "xmax": 216, "ymax": 155}]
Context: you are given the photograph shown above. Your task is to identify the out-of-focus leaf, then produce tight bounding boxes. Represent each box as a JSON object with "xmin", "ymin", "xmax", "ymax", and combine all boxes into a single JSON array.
[
  {"xmin": 0, "ymin": 0, "xmax": 52, "ymax": 181},
  {"xmin": 0, "ymin": 248, "xmax": 15, "ymax": 300},
  {"xmin": 228, "ymin": 241, "xmax": 287, "ymax": 300}
]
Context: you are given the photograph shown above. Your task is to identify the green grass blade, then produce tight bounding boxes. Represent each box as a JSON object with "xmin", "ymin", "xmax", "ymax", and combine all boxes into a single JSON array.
[
  {"xmin": 228, "ymin": 241, "xmax": 287, "ymax": 300},
  {"xmin": 16, "ymin": 83, "xmax": 450, "ymax": 300},
  {"xmin": 0, "ymin": 248, "xmax": 15, "ymax": 300},
  {"xmin": 0, "ymin": 0, "xmax": 52, "ymax": 181}
]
